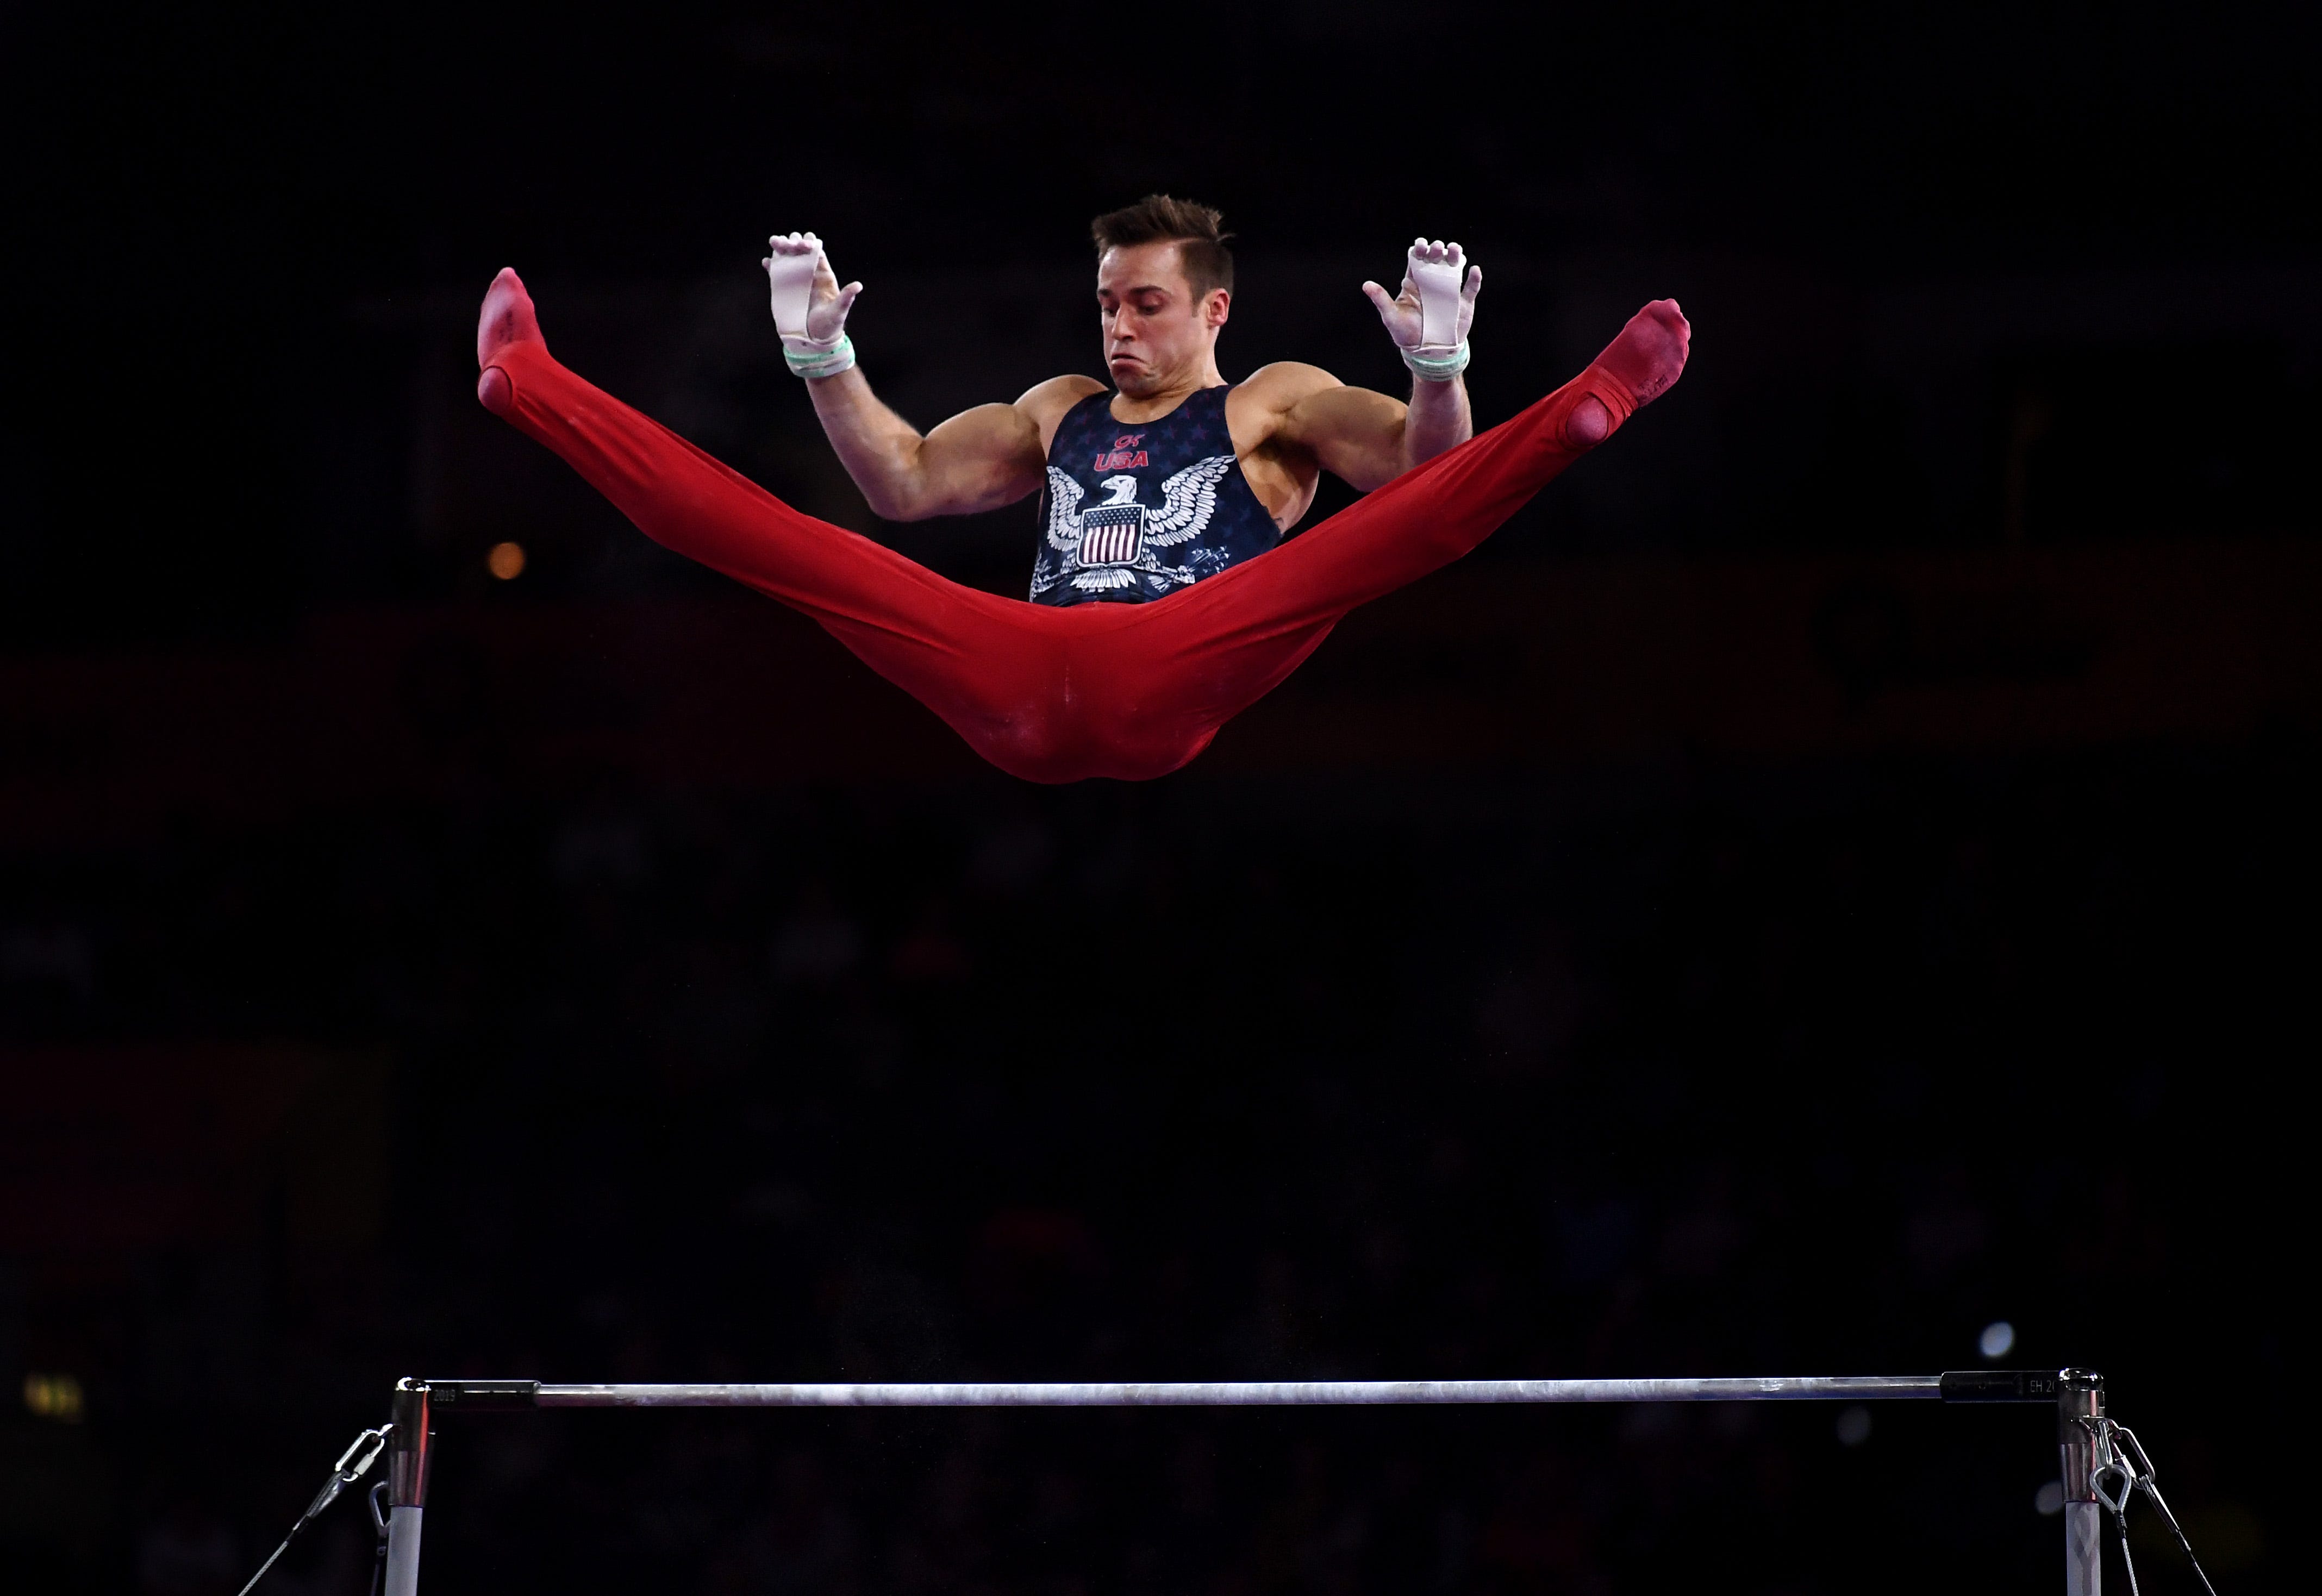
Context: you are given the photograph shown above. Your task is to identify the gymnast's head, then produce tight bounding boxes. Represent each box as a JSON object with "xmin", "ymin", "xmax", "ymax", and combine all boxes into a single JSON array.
[{"xmin": 1091, "ymin": 195, "xmax": 1234, "ymax": 398}]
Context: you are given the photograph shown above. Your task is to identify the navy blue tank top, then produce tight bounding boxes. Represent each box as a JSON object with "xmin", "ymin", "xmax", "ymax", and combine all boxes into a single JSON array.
[{"xmin": 1029, "ymin": 385, "xmax": 1279, "ymax": 606}]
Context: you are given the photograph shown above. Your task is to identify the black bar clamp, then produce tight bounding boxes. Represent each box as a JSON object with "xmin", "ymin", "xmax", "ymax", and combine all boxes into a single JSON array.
[
  {"xmin": 1939, "ymin": 1368, "xmax": 2069, "ymax": 1403},
  {"xmin": 422, "ymin": 1380, "xmax": 541, "ymax": 1412}
]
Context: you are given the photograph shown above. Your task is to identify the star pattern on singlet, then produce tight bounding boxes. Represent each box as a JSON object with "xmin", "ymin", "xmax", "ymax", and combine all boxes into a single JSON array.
[{"xmin": 1030, "ymin": 386, "xmax": 1279, "ymax": 607}]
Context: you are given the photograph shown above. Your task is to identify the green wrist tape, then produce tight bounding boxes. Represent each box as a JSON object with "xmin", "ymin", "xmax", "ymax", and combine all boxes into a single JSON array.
[
  {"xmin": 784, "ymin": 334, "xmax": 856, "ymax": 379},
  {"xmin": 1401, "ymin": 340, "xmax": 1470, "ymax": 382}
]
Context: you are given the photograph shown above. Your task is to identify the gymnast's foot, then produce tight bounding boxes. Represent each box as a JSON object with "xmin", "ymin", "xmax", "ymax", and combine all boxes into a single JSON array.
[
  {"xmin": 475, "ymin": 267, "xmax": 546, "ymax": 417},
  {"xmin": 1565, "ymin": 298, "xmax": 1690, "ymax": 447}
]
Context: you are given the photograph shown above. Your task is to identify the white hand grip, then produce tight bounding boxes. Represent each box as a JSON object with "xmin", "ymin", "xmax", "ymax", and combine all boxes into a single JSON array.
[
  {"xmin": 765, "ymin": 234, "xmax": 823, "ymax": 339},
  {"xmin": 1408, "ymin": 242, "xmax": 1465, "ymax": 349}
]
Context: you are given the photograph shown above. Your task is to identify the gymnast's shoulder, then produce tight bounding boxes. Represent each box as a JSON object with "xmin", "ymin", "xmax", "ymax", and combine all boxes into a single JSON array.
[
  {"xmin": 1227, "ymin": 361, "xmax": 1355, "ymax": 419},
  {"xmin": 1233, "ymin": 362, "xmax": 1344, "ymax": 403},
  {"xmin": 1013, "ymin": 372, "xmax": 1107, "ymax": 420}
]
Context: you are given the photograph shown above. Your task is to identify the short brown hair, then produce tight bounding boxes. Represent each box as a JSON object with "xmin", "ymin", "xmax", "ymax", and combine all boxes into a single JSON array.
[{"xmin": 1090, "ymin": 195, "xmax": 1234, "ymax": 301}]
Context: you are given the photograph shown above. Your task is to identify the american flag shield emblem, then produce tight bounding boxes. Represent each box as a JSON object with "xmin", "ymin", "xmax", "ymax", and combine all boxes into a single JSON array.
[{"xmin": 1078, "ymin": 503, "xmax": 1146, "ymax": 567}]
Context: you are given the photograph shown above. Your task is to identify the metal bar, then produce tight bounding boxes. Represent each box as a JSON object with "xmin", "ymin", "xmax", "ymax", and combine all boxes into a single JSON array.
[
  {"xmin": 391, "ymin": 1368, "xmax": 2084, "ymax": 1596},
  {"xmin": 522, "ymin": 1375, "xmax": 1944, "ymax": 1408},
  {"xmin": 2059, "ymin": 1370, "xmax": 2106, "ymax": 1596},
  {"xmin": 383, "ymin": 1379, "xmax": 432, "ymax": 1596}
]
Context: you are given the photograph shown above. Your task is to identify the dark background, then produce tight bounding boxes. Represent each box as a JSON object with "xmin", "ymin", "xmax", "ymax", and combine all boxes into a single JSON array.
[{"xmin": 2, "ymin": 4, "xmax": 2314, "ymax": 1594}]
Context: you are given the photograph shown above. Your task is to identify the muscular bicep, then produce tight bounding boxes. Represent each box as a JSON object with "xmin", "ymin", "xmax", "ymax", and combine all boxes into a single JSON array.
[
  {"xmin": 1277, "ymin": 383, "xmax": 1412, "ymax": 493},
  {"xmin": 902, "ymin": 402, "xmax": 1049, "ymax": 518}
]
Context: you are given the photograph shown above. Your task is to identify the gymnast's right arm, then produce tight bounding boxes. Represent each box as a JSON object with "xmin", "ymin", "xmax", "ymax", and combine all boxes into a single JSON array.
[{"xmin": 765, "ymin": 233, "xmax": 1095, "ymax": 522}]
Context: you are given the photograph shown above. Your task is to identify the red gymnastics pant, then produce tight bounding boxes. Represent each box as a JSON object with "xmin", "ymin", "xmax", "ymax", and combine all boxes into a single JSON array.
[{"xmin": 483, "ymin": 341, "xmax": 1639, "ymax": 783}]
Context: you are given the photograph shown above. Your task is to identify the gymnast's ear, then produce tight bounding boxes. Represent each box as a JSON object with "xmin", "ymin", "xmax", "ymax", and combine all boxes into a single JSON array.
[{"xmin": 1201, "ymin": 287, "xmax": 1231, "ymax": 329}]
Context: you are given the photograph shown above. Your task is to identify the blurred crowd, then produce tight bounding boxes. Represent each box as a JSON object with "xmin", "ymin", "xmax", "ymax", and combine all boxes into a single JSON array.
[{"xmin": 4, "ymin": 741, "xmax": 2299, "ymax": 1595}]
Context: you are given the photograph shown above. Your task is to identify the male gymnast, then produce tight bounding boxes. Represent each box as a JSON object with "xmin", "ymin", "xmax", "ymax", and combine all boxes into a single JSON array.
[{"xmin": 475, "ymin": 195, "xmax": 1688, "ymax": 781}]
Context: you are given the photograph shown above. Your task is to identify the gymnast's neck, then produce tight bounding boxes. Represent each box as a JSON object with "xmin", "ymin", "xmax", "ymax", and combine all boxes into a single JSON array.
[{"xmin": 1108, "ymin": 357, "xmax": 1227, "ymax": 424}]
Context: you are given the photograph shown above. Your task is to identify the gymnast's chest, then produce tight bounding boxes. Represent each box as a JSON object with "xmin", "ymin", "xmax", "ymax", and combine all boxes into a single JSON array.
[{"xmin": 1035, "ymin": 390, "xmax": 1277, "ymax": 592}]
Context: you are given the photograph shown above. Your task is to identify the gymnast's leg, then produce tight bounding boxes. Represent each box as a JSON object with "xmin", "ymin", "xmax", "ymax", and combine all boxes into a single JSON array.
[
  {"xmin": 473, "ymin": 270, "xmax": 1090, "ymax": 778},
  {"xmin": 1101, "ymin": 300, "xmax": 1691, "ymax": 758},
  {"xmin": 1225, "ymin": 298, "xmax": 1688, "ymax": 620}
]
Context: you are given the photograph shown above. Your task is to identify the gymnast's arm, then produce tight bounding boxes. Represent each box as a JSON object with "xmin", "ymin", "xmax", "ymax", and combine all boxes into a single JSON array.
[
  {"xmin": 803, "ymin": 370, "xmax": 1100, "ymax": 523},
  {"xmin": 1240, "ymin": 238, "xmax": 1484, "ymax": 492},
  {"xmin": 1261, "ymin": 370, "xmax": 1471, "ymax": 492},
  {"xmin": 1271, "ymin": 236, "xmax": 1482, "ymax": 489},
  {"xmin": 1272, "ymin": 371, "xmax": 1467, "ymax": 489},
  {"xmin": 763, "ymin": 231, "xmax": 1101, "ymax": 523}
]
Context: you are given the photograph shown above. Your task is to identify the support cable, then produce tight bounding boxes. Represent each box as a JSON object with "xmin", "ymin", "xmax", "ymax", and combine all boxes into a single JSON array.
[
  {"xmin": 2089, "ymin": 1416, "xmax": 2223, "ymax": 1596},
  {"xmin": 230, "ymin": 1426, "xmax": 394, "ymax": 1596}
]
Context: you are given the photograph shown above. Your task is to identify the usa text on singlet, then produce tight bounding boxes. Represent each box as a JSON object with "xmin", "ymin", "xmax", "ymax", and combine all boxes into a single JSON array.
[{"xmin": 1031, "ymin": 385, "xmax": 1281, "ymax": 605}]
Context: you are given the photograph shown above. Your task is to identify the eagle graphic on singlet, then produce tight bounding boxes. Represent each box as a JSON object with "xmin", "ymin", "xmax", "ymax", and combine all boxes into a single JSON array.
[{"xmin": 1029, "ymin": 385, "xmax": 1281, "ymax": 606}]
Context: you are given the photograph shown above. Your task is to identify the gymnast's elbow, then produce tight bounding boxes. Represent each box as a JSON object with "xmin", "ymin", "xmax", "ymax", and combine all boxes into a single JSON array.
[
  {"xmin": 853, "ymin": 461, "xmax": 948, "ymax": 523},
  {"xmin": 862, "ymin": 480, "xmax": 970, "ymax": 523},
  {"xmin": 867, "ymin": 468, "xmax": 1033, "ymax": 524},
  {"xmin": 855, "ymin": 445, "xmax": 982, "ymax": 522},
  {"xmin": 857, "ymin": 481, "xmax": 918, "ymax": 522}
]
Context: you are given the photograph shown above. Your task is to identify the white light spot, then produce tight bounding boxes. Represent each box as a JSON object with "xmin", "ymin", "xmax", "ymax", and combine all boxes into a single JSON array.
[
  {"xmin": 1979, "ymin": 1320, "xmax": 2017, "ymax": 1360},
  {"xmin": 1835, "ymin": 1405, "xmax": 1872, "ymax": 1447},
  {"xmin": 2035, "ymin": 1481, "xmax": 2065, "ymax": 1516}
]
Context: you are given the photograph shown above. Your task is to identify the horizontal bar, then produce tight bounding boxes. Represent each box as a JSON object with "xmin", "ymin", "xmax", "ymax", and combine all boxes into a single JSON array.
[{"xmin": 484, "ymin": 1376, "xmax": 1949, "ymax": 1409}]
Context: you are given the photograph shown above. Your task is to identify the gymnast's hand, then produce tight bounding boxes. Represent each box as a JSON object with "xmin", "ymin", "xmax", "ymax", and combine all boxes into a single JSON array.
[
  {"xmin": 764, "ymin": 232, "xmax": 863, "ymax": 367},
  {"xmin": 1363, "ymin": 239, "xmax": 1482, "ymax": 370}
]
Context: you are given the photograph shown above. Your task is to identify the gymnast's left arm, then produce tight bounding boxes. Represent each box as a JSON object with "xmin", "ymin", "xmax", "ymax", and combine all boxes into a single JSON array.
[
  {"xmin": 1263, "ymin": 238, "xmax": 1482, "ymax": 491},
  {"xmin": 1360, "ymin": 237, "xmax": 1480, "ymax": 468}
]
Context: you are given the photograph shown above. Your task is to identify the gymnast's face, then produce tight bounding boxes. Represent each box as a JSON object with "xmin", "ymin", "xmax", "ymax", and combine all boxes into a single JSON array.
[{"xmin": 1096, "ymin": 242, "xmax": 1229, "ymax": 398}]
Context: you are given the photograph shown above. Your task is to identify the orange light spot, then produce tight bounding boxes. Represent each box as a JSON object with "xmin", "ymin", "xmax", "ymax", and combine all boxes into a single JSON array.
[
  {"xmin": 24, "ymin": 1372, "xmax": 85, "ymax": 1422},
  {"xmin": 488, "ymin": 541, "xmax": 527, "ymax": 580}
]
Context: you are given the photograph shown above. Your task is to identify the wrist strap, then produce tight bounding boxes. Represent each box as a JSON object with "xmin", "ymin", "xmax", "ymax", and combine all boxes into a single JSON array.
[
  {"xmin": 784, "ymin": 334, "xmax": 856, "ymax": 380},
  {"xmin": 1402, "ymin": 340, "xmax": 1470, "ymax": 383}
]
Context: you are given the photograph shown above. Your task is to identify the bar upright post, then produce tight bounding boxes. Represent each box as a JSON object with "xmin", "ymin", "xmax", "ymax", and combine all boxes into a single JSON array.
[
  {"xmin": 2058, "ymin": 1370, "xmax": 2104, "ymax": 1596},
  {"xmin": 384, "ymin": 1379, "xmax": 433, "ymax": 1596}
]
